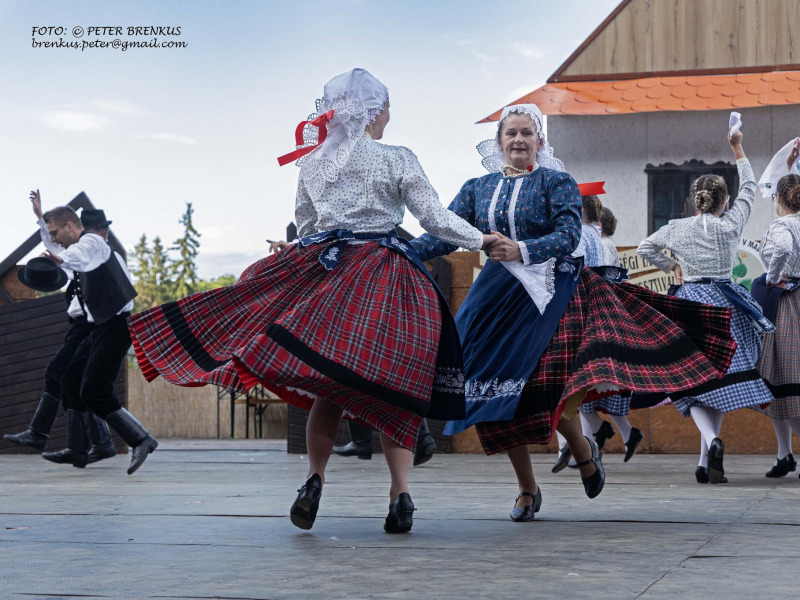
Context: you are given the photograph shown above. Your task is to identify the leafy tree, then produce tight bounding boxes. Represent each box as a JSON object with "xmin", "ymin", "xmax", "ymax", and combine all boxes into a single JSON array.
[
  {"xmin": 171, "ymin": 202, "xmax": 201, "ymax": 298},
  {"xmin": 195, "ymin": 274, "xmax": 237, "ymax": 292}
]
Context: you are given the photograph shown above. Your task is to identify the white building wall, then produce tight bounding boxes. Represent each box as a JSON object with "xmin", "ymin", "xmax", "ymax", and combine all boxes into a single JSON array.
[{"xmin": 549, "ymin": 105, "xmax": 800, "ymax": 247}]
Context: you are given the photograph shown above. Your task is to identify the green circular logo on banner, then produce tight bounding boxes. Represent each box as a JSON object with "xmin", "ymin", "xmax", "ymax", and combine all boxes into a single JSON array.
[{"xmin": 734, "ymin": 238, "xmax": 765, "ymax": 291}]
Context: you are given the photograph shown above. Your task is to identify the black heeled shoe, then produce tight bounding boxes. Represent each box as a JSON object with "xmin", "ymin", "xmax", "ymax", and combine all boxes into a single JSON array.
[
  {"xmin": 510, "ymin": 488, "xmax": 542, "ymax": 522},
  {"xmin": 413, "ymin": 435, "xmax": 436, "ymax": 467},
  {"xmin": 766, "ymin": 453, "xmax": 797, "ymax": 478},
  {"xmin": 384, "ymin": 492, "xmax": 415, "ymax": 533},
  {"xmin": 695, "ymin": 466, "xmax": 727, "ymax": 484},
  {"xmin": 332, "ymin": 441, "xmax": 372, "ymax": 460},
  {"xmin": 707, "ymin": 438, "xmax": 725, "ymax": 484},
  {"xmin": 290, "ymin": 473, "xmax": 322, "ymax": 530},
  {"xmin": 594, "ymin": 421, "xmax": 615, "ymax": 451},
  {"xmin": 551, "ymin": 445, "xmax": 572, "ymax": 473},
  {"xmin": 576, "ymin": 436, "xmax": 605, "ymax": 499},
  {"xmin": 623, "ymin": 427, "xmax": 644, "ymax": 463}
]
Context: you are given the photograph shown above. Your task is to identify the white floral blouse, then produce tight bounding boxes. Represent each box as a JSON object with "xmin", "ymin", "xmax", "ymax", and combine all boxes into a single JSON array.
[
  {"xmin": 637, "ymin": 158, "xmax": 755, "ymax": 281},
  {"xmin": 295, "ymin": 133, "xmax": 484, "ymax": 251},
  {"xmin": 760, "ymin": 213, "xmax": 800, "ymax": 284}
]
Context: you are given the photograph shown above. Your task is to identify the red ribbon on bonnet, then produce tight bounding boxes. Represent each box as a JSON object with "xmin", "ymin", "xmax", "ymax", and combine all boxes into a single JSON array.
[
  {"xmin": 277, "ymin": 110, "xmax": 335, "ymax": 166},
  {"xmin": 577, "ymin": 181, "xmax": 606, "ymax": 196}
]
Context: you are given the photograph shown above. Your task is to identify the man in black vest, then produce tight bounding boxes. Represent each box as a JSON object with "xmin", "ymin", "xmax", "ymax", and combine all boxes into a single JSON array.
[
  {"xmin": 5, "ymin": 193, "xmax": 116, "ymax": 464},
  {"xmin": 35, "ymin": 205, "xmax": 157, "ymax": 475}
]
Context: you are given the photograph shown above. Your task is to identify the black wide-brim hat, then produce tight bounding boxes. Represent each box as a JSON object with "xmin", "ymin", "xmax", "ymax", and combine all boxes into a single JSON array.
[
  {"xmin": 81, "ymin": 208, "xmax": 112, "ymax": 229},
  {"xmin": 17, "ymin": 257, "xmax": 69, "ymax": 293}
]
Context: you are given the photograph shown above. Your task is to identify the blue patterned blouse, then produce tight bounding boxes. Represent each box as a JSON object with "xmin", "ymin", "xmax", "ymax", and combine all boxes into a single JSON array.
[{"xmin": 411, "ymin": 167, "xmax": 582, "ymax": 264}]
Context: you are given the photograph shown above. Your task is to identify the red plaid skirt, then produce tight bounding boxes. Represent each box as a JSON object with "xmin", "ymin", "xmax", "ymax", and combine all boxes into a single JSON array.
[
  {"xmin": 476, "ymin": 268, "xmax": 736, "ymax": 454},
  {"xmin": 128, "ymin": 243, "xmax": 442, "ymax": 449}
]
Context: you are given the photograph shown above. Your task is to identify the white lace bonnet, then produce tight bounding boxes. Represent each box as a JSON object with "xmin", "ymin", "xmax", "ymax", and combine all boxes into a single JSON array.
[
  {"xmin": 284, "ymin": 68, "xmax": 389, "ymax": 201},
  {"xmin": 476, "ymin": 103, "xmax": 564, "ymax": 173}
]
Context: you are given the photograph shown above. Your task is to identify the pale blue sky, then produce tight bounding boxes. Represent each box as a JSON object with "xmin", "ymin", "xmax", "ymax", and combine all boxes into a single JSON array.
[{"xmin": 1, "ymin": 0, "xmax": 620, "ymax": 278}]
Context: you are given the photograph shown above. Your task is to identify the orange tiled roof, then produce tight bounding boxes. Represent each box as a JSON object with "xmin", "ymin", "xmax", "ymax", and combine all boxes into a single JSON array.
[{"xmin": 478, "ymin": 71, "xmax": 800, "ymax": 122}]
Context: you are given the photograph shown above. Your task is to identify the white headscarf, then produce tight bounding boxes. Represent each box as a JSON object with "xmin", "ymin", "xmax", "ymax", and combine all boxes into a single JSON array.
[
  {"xmin": 476, "ymin": 103, "xmax": 564, "ymax": 173},
  {"xmin": 296, "ymin": 68, "xmax": 389, "ymax": 200}
]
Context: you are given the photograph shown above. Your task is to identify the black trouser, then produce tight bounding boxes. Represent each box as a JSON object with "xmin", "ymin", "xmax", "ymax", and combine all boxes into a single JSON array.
[
  {"xmin": 44, "ymin": 316, "xmax": 94, "ymax": 397},
  {"xmin": 61, "ymin": 313, "xmax": 131, "ymax": 418}
]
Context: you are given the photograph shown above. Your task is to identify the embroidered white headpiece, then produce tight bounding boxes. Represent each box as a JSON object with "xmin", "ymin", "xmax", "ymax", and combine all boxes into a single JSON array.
[
  {"xmin": 296, "ymin": 68, "xmax": 389, "ymax": 200},
  {"xmin": 758, "ymin": 137, "xmax": 800, "ymax": 198},
  {"xmin": 476, "ymin": 103, "xmax": 564, "ymax": 173}
]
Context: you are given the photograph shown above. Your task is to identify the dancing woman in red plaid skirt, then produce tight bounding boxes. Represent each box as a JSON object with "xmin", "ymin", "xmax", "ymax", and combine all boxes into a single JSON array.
[
  {"xmin": 412, "ymin": 104, "xmax": 736, "ymax": 521},
  {"xmin": 128, "ymin": 69, "xmax": 495, "ymax": 533}
]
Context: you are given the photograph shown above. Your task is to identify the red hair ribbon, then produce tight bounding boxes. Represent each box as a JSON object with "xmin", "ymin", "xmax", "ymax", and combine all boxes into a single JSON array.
[
  {"xmin": 577, "ymin": 181, "xmax": 606, "ymax": 196},
  {"xmin": 277, "ymin": 110, "xmax": 335, "ymax": 166}
]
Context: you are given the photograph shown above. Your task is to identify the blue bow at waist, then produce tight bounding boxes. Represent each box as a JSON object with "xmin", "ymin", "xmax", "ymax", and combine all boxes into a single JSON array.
[
  {"xmin": 749, "ymin": 274, "xmax": 800, "ymax": 324},
  {"xmin": 671, "ymin": 278, "xmax": 775, "ymax": 335}
]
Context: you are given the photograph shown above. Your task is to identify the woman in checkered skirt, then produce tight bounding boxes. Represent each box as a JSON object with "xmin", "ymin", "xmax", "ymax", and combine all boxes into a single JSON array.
[
  {"xmin": 638, "ymin": 129, "xmax": 775, "ymax": 485},
  {"xmin": 554, "ymin": 197, "xmax": 643, "ymax": 472},
  {"xmin": 128, "ymin": 68, "xmax": 495, "ymax": 533},
  {"xmin": 560, "ymin": 200, "xmax": 644, "ymax": 470},
  {"xmin": 752, "ymin": 164, "xmax": 800, "ymax": 478},
  {"xmin": 411, "ymin": 104, "xmax": 736, "ymax": 522}
]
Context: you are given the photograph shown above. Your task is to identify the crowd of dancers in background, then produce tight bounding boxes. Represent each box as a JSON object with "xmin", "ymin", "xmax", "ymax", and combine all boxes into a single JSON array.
[{"xmin": 7, "ymin": 67, "xmax": 800, "ymax": 533}]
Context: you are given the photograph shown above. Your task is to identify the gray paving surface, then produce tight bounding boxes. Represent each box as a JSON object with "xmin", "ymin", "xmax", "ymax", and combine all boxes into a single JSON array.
[{"xmin": 1, "ymin": 439, "xmax": 798, "ymax": 599}]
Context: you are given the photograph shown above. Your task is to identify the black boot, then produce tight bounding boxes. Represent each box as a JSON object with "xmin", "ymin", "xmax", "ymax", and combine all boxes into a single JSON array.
[
  {"xmin": 105, "ymin": 408, "xmax": 158, "ymax": 475},
  {"xmin": 87, "ymin": 413, "xmax": 116, "ymax": 464},
  {"xmin": 332, "ymin": 421, "xmax": 372, "ymax": 460},
  {"xmin": 413, "ymin": 419, "xmax": 436, "ymax": 467},
  {"xmin": 3, "ymin": 392, "xmax": 60, "ymax": 450},
  {"xmin": 42, "ymin": 410, "xmax": 90, "ymax": 468}
]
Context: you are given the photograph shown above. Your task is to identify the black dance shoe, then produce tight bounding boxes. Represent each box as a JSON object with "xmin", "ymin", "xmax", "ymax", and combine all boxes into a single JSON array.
[
  {"xmin": 510, "ymin": 488, "xmax": 543, "ymax": 522},
  {"xmin": 384, "ymin": 492, "xmax": 415, "ymax": 533},
  {"xmin": 551, "ymin": 444, "xmax": 572, "ymax": 473},
  {"xmin": 707, "ymin": 438, "xmax": 725, "ymax": 484},
  {"xmin": 413, "ymin": 435, "xmax": 436, "ymax": 467},
  {"xmin": 332, "ymin": 441, "xmax": 372, "ymax": 460},
  {"xmin": 594, "ymin": 421, "xmax": 615, "ymax": 451},
  {"xmin": 290, "ymin": 473, "xmax": 322, "ymax": 530},
  {"xmin": 623, "ymin": 427, "xmax": 644, "ymax": 463},
  {"xmin": 577, "ymin": 436, "xmax": 605, "ymax": 499},
  {"xmin": 765, "ymin": 453, "xmax": 797, "ymax": 478},
  {"xmin": 695, "ymin": 466, "xmax": 727, "ymax": 484}
]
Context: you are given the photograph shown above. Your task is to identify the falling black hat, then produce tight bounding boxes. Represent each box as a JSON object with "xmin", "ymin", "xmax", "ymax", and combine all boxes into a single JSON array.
[
  {"xmin": 17, "ymin": 257, "xmax": 68, "ymax": 293},
  {"xmin": 81, "ymin": 208, "xmax": 112, "ymax": 229}
]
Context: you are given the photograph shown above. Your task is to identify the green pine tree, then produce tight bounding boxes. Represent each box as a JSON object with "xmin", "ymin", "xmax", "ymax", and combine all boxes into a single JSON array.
[
  {"xmin": 130, "ymin": 234, "xmax": 154, "ymax": 312},
  {"xmin": 150, "ymin": 236, "xmax": 174, "ymax": 306},
  {"xmin": 171, "ymin": 202, "xmax": 201, "ymax": 298}
]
